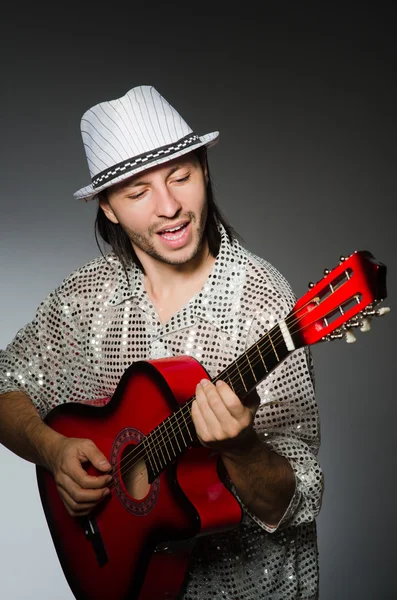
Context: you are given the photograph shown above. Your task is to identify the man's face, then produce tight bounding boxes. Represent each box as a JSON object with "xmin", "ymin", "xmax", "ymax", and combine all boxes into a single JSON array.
[{"xmin": 100, "ymin": 152, "xmax": 209, "ymax": 267}]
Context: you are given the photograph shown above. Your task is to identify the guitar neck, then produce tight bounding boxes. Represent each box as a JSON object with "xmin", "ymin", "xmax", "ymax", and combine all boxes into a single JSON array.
[
  {"xmin": 144, "ymin": 315, "xmax": 301, "ymax": 482},
  {"xmin": 213, "ymin": 317, "xmax": 300, "ymax": 399}
]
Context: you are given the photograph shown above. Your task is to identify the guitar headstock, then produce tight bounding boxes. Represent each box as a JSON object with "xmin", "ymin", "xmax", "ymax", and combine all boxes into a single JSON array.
[{"xmin": 291, "ymin": 251, "xmax": 389, "ymax": 346}]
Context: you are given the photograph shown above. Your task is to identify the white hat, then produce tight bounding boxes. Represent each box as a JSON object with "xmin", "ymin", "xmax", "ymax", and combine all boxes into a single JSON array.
[{"xmin": 73, "ymin": 85, "xmax": 219, "ymax": 202}]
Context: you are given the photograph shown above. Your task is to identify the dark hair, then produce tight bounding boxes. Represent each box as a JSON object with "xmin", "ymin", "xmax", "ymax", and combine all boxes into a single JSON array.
[{"xmin": 95, "ymin": 147, "xmax": 242, "ymax": 274}]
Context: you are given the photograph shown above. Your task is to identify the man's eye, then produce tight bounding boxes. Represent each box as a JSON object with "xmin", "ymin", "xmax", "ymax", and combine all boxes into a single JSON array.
[
  {"xmin": 176, "ymin": 175, "xmax": 190, "ymax": 183},
  {"xmin": 129, "ymin": 191, "xmax": 145, "ymax": 200}
]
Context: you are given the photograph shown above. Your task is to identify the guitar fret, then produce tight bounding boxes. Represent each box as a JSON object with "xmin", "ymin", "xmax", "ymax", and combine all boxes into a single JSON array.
[
  {"xmin": 177, "ymin": 411, "xmax": 187, "ymax": 447},
  {"xmin": 268, "ymin": 331, "xmax": 279, "ymax": 361},
  {"xmin": 171, "ymin": 413, "xmax": 183, "ymax": 453},
  {"xmin": 166, "ymin": 417, "xmax": 177, "ymax": 458},
  {"xmin": 153, "ymin": 429, "xmax": 166, "ymax": 470},
  {"xmin": 246, "ymin": 353, "xmax": 257, "ymax": 381},
  {"xmin": 145, "ymin": 435, "xmax": 160, "ymax": 475},
  {"xmin": 143, "ymin": 437, "xmax": 155, "ymax": 475},
  {"xmin": 156, "ymin": 427, "xmax": 167, "ymax": 468},
  {"xmin": 256, "ymin": 342, "xmax": 268, "ymax": 372},
  {"xmin": 169, "ymin": 421, "xmax": 177, "ymax": 458},
  {"xmin": 159, "ymin": 421, "xmax": 172, "ymax": 462},
  {"xmin": 187, "ymin": 407, "xmax": 195, "ymax": 442},
  {"xmin": 235, "ymin": 359, "xmax": 247, "ymax": 392},
  {"xmin": 226, "ymin": 372, "xmax": 235, "ymax": 392},
  {"xmin": 181, "ymin": 405, "xmax": 193, "ymax": 442}
]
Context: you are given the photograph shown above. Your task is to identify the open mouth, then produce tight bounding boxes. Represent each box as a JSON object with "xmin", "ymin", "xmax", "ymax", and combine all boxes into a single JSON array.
[{"xmin": 157, "ymin": 223, "xmax": 189, "ymax": 241}]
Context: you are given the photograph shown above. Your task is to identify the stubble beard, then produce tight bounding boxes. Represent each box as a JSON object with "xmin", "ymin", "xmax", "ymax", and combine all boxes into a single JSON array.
[{"xmin": 124, "ymin": 210, "xmax": 208, "ymax": 266}]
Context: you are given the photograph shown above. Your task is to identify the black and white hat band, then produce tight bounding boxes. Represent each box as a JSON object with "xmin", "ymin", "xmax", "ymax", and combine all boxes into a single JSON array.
[{"xmin": 92, "ymin": 133, "xmax": 201, "ymax": 189}]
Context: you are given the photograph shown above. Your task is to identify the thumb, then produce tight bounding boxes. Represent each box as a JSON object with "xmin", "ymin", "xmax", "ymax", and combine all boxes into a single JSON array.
[{"xmin": 81, "ymin": 440, "xmax": 111, "ymax": 472}]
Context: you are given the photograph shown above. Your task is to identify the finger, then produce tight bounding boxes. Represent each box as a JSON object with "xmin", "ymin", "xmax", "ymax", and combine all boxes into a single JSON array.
[
  {"xmin": 214, "ymin": 380, "xmax": 247, "ymax": 418},
  {"xmin": 199, "ymin": 380, "xmax": 234, "ymax": 424},
  {"xmin": 58, "ymin": 486, "xmax": 105, "ymax": 517},
  {"xmin": 191, "ymin": 399, "xmax": 211, "ymax": 445},
  {"xmin": 195, "ymin": 381, "xmax": 229, "ymax": 440},
  {"xmin": 58, "ymin": 473, "xmax": 110, "ymax": 504},
  {"xmin": 64, "ymin": 457, "xmax": 112, "ymax": 490},
  {"xmin": 78, "ymin": 440, "xmax": 112, "ymax": 473},
  {"xmin": 205, "ymin": 380, "xmax": 252, "ymax": 434}
]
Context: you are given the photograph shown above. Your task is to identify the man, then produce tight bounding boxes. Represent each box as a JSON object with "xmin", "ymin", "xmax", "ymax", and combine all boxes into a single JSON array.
[{"xmin": 0, "ymin": 85, "xmax": 323, "ymax": 599}]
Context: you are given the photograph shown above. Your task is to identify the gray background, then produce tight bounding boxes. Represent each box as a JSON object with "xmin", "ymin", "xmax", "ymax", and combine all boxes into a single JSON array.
[{"xmin": 0, "ymin": 9, "xmax": 396, "ymax": 600}]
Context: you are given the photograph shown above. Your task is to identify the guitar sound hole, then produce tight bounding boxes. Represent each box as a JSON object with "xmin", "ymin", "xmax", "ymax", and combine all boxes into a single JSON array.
[{"xmin": 120, "ymin": 444, "xmax": 150, "ymax": 500}]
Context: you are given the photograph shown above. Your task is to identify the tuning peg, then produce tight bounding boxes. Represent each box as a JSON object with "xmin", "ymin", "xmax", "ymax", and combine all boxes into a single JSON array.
[
  {"xmin": 323, "ymin": 269, "xmax": 330, "ymax": 277},
  {"xmin": 361, "ymin": 305, "xmax": 390, "ymax": 318},
  {"xmin": 345, "ymin": 317, "xmax": 359, "ymax": 328},
  {"xmin": 360, "ymin": 318, "xmax": 372, "ymax": 332},
  {"xmin": 345, "ymin": 329, "xmax": 357, "ymax": 343},
  {"xmin": 308, "ymin": 282, "xmax": 315, "ymax": 289},
  {"xmin": 339, "ymin": 255, "xmax": 346, "ymax": 263},
  {"xmin": 330, "ymin": 331, "xmax": 344, "ymax": 340},
  {"xmin": 376, "ymin": 306, "xmax": 390, "ymax": 317}
]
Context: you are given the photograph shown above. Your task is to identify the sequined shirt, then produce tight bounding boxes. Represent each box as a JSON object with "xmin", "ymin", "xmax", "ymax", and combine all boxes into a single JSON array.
[{"xmin": 0, "ymin": 225, "xmax": 323, "ymax": 599}]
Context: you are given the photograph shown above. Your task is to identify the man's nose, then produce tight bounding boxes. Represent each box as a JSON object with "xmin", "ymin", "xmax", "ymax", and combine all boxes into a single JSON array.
[{"xmin": 155, "ymin": 186, "xmax": 182, "ymax": 218}]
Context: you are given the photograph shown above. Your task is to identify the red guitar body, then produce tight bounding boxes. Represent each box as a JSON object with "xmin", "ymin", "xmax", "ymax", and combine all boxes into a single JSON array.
[{"xmin": 37, "ymin": 356, "xmax": 242, "ymax": 600}]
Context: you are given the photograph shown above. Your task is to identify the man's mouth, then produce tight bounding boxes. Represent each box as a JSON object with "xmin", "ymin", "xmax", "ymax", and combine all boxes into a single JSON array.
[{"xmin": 157, "ymin": 222, "xmax": 189, "ymax": 240}]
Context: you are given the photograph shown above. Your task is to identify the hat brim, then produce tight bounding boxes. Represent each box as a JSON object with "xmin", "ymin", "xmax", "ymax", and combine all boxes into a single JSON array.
[{"xmin": 73, "ymin": 131, "xmax": 219, "ymax": 202}]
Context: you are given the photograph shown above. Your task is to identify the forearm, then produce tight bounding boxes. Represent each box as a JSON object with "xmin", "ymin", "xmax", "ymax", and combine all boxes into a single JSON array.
[
  {"xmin": 0, "ymin": 391, "xmax": 64, "ymax": 470},
  {"xmin": 221, "ymin": 430, "xmax": 296, "ymax": 527}
]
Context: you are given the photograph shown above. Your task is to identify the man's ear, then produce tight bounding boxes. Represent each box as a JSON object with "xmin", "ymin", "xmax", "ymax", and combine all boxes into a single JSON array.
[{"xmin": 99, "ymin": 196, "xmax": 119, "ymax": 224}]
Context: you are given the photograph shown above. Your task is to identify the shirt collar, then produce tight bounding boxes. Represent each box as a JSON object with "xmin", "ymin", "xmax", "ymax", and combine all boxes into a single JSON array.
[{"xmin": 107, "ymin": 223, "xmax": 248, "ymax": 334}]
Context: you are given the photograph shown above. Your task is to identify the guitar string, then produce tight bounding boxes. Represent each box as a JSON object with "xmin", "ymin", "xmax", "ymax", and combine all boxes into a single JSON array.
[{"xmin": 105, "ymin": 293, "xmax": 340, "ymax": 490}]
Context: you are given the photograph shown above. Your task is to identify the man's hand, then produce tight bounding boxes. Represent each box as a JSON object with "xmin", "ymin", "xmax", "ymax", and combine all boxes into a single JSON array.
[
  {"xmin": 191, "ymin": 379, "xmax": 260, "ymax": 452},
  {"xmin": 46, "ymin": 436, "xmax": 113, "ymax": 517}
]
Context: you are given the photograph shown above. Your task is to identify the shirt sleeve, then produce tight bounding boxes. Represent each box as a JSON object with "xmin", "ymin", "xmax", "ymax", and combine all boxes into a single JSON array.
[
  {"xmin": 0, "ymin": 286, "xmax": 97, "ymax": 419},
  {"xmin": 242, "ymin": 309, "xmax": 324, "ymax": 533}
]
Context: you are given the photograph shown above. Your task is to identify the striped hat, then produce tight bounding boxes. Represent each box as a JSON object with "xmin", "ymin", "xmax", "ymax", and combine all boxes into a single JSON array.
[{"xmin": 73, "ymin": 85, "xmax": 219, "ymax": 202}]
